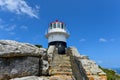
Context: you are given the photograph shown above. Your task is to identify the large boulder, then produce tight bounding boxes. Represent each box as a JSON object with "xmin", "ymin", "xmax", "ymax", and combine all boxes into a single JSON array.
[
  {"xmin": 10, "ymin": 76, "xmax": 49, "ymax": 80},
  {"xmin": 0, "ymin": 40, "xmax": 46, "ymax": 57},
  {"xmin": 80, "ymin": 55, "xmax": 107, "ymax": 80},
  {"xmin": 0, "ymin": 40, "xmax": 47, "ymax": 79},
  {"xmin": 0, "ymin": 57, "xmax": 40, "ymax": 79}
]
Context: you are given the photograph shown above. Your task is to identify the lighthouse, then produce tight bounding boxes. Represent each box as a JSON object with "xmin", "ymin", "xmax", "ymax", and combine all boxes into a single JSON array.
[{"xmin": 45, "ymin": 20, "xmax": 69, "ymax": 54}]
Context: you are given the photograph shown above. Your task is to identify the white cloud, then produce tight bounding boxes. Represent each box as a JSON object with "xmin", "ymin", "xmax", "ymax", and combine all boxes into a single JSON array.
[
  {"xmin": 0, "ymin": 0, "xmax": 39, "ymax": 18},
  {"xmin": 5, "ymin": 25, "xmax": 16, "ymax": 31},
  {"xmin": 99, "ymin": 38, "xmax": 107, "ymax": 42},
  {"xmin": 20, "ymin": 25, "xmax": 28, "ymax": 30},
  {"xmin": 9, "ymin": 32, "xmax": 15, "ymax": 35},
  {"xmin": 79, "ymin": 38, "xmax": 86, "ymax": 42},
  {"xmin": 0, "ymin": 24, "xmax": 16, "ymax": 31}
]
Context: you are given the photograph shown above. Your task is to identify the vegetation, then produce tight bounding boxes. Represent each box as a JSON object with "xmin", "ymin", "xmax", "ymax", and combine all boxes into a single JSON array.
[
  {"xmin": 35, "ymin": 44, "xmax": 42, "ymax": 48},
  {"xmin": 99, "ymin": 66, "xmax": 120, "ymax": 80}
]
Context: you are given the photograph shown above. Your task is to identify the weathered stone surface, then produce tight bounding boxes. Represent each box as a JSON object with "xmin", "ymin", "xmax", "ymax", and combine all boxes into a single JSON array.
[
  {"xmin": 10, "ymin": 75, "xmax": 75, "ymax": 80},
  {"xmin": 68, "ymin": 47, "xmax": 81, "ymax": 57},
  {"xmin": 0, "ymin": 40, "xmax": 48, "ymax": 79},
  {"xmin": 0, "ymin": 40, "xmax": 46, "ymax": 57},
  {"xmin": 49, "ymin": 75, "xmax": 75, "ymax": 80},
  {"xmin": 41, "ymin": 60, "xmax": 49, "ymax": 75},
  {"xmin": 0, "ymin": 57, "xmax": 40, "ymax": 79},
  {"xmin": 0, "ymin": 40, "xmax": 107, "ymax": 80},
  {"xmin": 80, "ymin": 55, "xmax": 107, "ymax": 80},
  {"xmin": 10, "ymin": 76, "xmax": 49, "ymax": 80},
  {"xmin": 67, "ymin": 47, "xmax": 89, "ymax": 80},
  {"xmin": 49, "ymin": 53, "xmax": 73, "ymax": 76},
  {"xmin": 47, "ymin": 46, "xmax": 55, "ymax": 62},
  {"xmin": 68, "ymin": 47, "xmax": 107, "ymax": 80}
]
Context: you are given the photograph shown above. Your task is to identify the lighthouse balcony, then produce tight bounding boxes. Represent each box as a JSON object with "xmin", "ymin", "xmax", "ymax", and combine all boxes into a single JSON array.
[
  {"xmin": 49, "ymin": 28, "xmax": 67, "ymax": 33},
  {"xmin": 45, "ymin": 29, "xmax": 69, "ymax": 38}
]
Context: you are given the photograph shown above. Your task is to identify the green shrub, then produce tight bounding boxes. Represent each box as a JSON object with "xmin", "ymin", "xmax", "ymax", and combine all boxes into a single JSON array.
[
  {"xmin": 99, "ymin": 66, "xmax": 120, "ymax": 80},
  {"xmin": 35, "ymin": 44, "xmax": 42, "ymax": 48}
]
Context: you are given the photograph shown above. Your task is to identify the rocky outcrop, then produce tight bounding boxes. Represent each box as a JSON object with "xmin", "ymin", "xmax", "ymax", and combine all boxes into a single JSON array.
[
  {"xmin": 0, "ymin": 40, "xmax": 46, "ymax": 57},
  {"xmin": 80, "ymin": 55, "xmax": 107, "ymax": 80},
  {"xmin": 0, "ymin": 40, "xmax": 47, "ymax": 80},
  {"xmin": 67, "ymin": 47, "xmax": 89, "ymax": 80},
  {"xmin": 10, "ymin": 75, "xmax": 74, "ymax": 80},
  {"xmin": 10, "ymin": 76, "xmax": 49, "ymax": 80},
  {"xmin": 0, "ymin": 57, "xmax": 40, "ymax": 79},
  {"xmin": 68, "ymin": 47, "xmax": 107, "ymax": 80},
  {"xmin": 47, "ymin": 46, "xmax": 75, "ymax": 80},
  {"xmin": 0, "ymin": 40, "xmax": 107, "ymax": 80}
]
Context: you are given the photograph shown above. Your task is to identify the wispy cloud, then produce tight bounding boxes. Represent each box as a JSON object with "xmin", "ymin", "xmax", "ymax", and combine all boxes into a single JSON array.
[
  {"xmin": 79, "ymin": 38, "xmax": 86, "ymax": 42},
  {"xmin": 0, "ymin": 19, "xmax": 16, "ymax": 35},
  {"xmin": 9, "ymin": 32, "xmax": 15, "ymax": 35},
  {"xmin": 5, "ymin": 25, "xmax": 16, "ymax": 31},
  {"xmin": 99, "ymin": 38, "xmax": 116, "ymax": 43},
  {"xmin": 20, "ymin": 25, "xmax": 28, "ymax": 30},
  {"xmin": 0, "ymin": 0, "xmax": 39, "ymax": 18},
  {"xmin": 99, "ymin": 38, "xmax": 107, "ymax": 42},
  {"xmin": 0, "ymin": 24, "xmax": 16, "ymax": 31}
]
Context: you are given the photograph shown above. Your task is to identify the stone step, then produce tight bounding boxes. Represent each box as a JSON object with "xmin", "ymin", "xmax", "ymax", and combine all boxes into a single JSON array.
[
  {"xmin": 49, "ymin": 69, "xmax": 73, "ymax": 75},
  {"xmin": 49, "ymin": 75, "xmax": 74, "ymax": 80},
  {"xmin": 52, "ymin": 61, "xmax": 71, "ymax": 64},
  {"xmin": 53, "ymin": 56, "xmax": 70, "ymax": 60},
  {"xmin": 49, "ymin": 53, "xmax": 73, "ymax": 76},
  {"xmin": 53, "ymin": 58, "xmax": 70, "ymax": 61},
  {"xmin": 51, "ymin": 63, "xmax": 71, "ymax": 67},
  {"xmin": 50, "ymin": 68, "xmax": 72, "ymax": 71},
  {"xmin": 50, "ymin": 66, "xmax": 71, "ymax": 69}
]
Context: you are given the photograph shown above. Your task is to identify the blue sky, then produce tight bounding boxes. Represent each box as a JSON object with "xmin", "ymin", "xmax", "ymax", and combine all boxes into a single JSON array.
[{"xmin": 0, "ymin": 0, "xmax": 120, "ymax": 68}]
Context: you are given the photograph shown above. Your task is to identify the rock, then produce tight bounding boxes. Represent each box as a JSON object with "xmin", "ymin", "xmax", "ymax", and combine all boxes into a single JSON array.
[
  {"xmin": 68, "ymin": 47, "xmax": 81, "ymax": 57},
  {"xmin": 10, "ymin": 76, "xmax": 49, "ymax": 80},
  {"xmin": 42, "ymin": 60, "xmax": 49, "ymax": 75},
  {"xmin": 80, "ymin": 55, "xmax": 89, "ymax": 59},
  {"xmin": 47, "ymin": 46, "xmax": 55, "ymax": 62},
  {"xmin": 49, "ymin": 75, "xmax": 75, "ymax": 80},
  {"xmin": 47, "ymin": 46, "xmax": 55, "ymax": 55},
  {"xmin": 0, "ymin": 40, "xmax": 48, "ymax": 79},
  {"xmin": 80, "ymin": 55, "xmax": 107, "ymax": 80},
  {"xmin": 0, "ymin": 40, "xmax": 46, "ymax": 58},
  {"xmin": 0, "ymin": 57, "xmax": 40, "ymax": 79},
  {"xmin": 0, "ymin": 40, "xmax": 107, "ymax": 80},
  {"xmin": 68, "ymin": 47, "xmax": 107, "ymax": 80},
  {"xmin": 67, "ymin": 47, "xmax": 89, "ymax": 80}
]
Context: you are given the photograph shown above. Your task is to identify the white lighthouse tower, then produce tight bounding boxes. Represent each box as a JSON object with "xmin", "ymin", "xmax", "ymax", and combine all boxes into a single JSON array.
[{"xmin": 45, "ymin": 20, "xmax": 69, "ymax": 54}]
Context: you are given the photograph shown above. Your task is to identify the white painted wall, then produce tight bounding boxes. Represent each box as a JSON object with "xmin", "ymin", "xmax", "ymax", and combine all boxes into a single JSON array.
[
  {"xmin": 48, "ymin": 28, "xmax": 66, "ymax": 33},
  {"xmin": 48, "ymin": 33, "xmax": 66, "ymax": 43}
]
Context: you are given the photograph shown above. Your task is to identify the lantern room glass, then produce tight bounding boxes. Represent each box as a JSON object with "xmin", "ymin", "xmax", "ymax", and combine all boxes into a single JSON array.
[{"xmin": 49, "ymin": 22, "xmax": 66, "ymax": 30}]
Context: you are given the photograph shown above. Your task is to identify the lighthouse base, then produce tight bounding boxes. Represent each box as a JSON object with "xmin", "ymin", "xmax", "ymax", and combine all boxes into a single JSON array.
[
  {"xmin": 48, "ymin": 41, "xmax": 67, "ymax": 54},
  {"xmin": 48, "ymin": 41, "xmax": 67, "ymax": 47}
]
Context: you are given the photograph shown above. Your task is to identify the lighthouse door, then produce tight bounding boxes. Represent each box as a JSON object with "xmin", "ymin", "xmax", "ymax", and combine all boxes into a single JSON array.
[{"xmin": 58, "ymin": 44, "xmax": 65, "ymax": 54}]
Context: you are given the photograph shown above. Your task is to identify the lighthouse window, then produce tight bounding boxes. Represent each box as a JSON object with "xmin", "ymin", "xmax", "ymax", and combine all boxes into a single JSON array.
[
  {"xmin": 50, "ymin": 24, "xmax": 52, "ymax": 29},
  {"xmin": 50, "ymin": 26, "xmax": 52, "ymax": 29},
  {"xmin": 61, "ymin": 24, "xmax": 64, "ymax": 29},
  {"xmin": 63, "ymin": 24, "xmax": 66, "ymax": 30},
  {"xmin": 58, "ymin": 23, "xmax": 60, "ymax": 28},
  {"xmin": 53, "ymin": 23, "xmax": 56, "ymax": 28}
]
